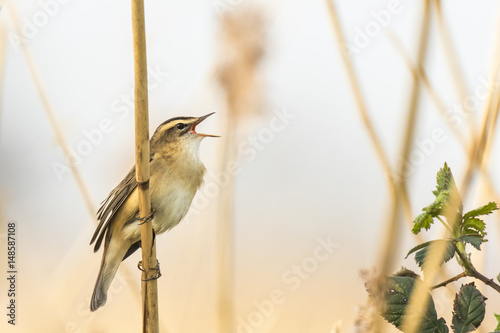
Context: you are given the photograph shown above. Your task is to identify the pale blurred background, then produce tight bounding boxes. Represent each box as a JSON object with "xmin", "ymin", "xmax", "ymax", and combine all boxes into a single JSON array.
[{"xmin": 2, "ymin": 0, "xmax": 500, "ymax": 332}]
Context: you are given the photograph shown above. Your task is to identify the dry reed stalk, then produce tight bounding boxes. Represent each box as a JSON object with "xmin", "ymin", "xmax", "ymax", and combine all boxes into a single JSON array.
[
  {"xmin": 389, "ymin": 21, "xmax": 500, "ymax": 235},
  {"xmin": 215, "ymin": 7, "xmax": 266, "ymax": 333},
  {"xmin": 6, "ymin": 2, "xmax": 95, "ymax": 217},
  {"xmin": 369, "ymin": 2, "xmax": 432, "ymax": 332},
  {"xmin": 324, "ymin": 0, "xmax": 395, "ymax": 196},
  {"xmin": 324, "ymin": 5, "xmax": 439, "ymax": 331},
  {"xmin": 324, "ymin": 0, "xmax": 428, "ymax": 240},
  {"xmin": 326, "ymin": 13, "xmax": 462, "ymax": 310},
  {"xmin": 387, "ymin": 30, "xmax": 469, "ymax": 150},
  {"xmin": 131, "ymin": 0, "xmax": 159, "ymax": 331},
  {"xmin": 433, "ymin": 0, "xmax": 477, "ymax": 140},
  {"xmin": 459, "ymin": 2, "xmax": 500, "ymax": 197},
  {"xmin": 433, "ymin": 0, "xmax": 500, "ymax": 235},
  {"xmin": 481, "ymin": 86, "xmax": 500, "ymax": 171},
  {"xmin": 465, "ymin": 50, "xmax": 500, "ymax": 296},
  {"xmin": 388, "ymin": 23, "xmax": 500, "ymax": 223},
  {"xmin": 431, "ymin": 3, "xmax": 500, "ymax": 240},
  {"xmin": 391, "ymin": 28, "xmax": 500, "ymax": 275},
  {"xmin": 324, "ymin": 1, "xmax": 426, "ymax": 270},
  {"xmin": 325, "ymin": 3, "xmax": 431, "ymax": 331},
  {"xmin": 477, "ymin": 81, "xmax": 500, "ymax": 206},
  {"xmin": 324, "ymin": 2, "xmax": 449, "ymax": 296},
  {"xmin": 476, "ymin": 55, "xmax": 500, "ymax": 262},
  {"xmin": 384, "ymin": 27, "xmax": 473, "ymax": 287},
  {"xmin": 460, "ymin": 77, "xmax": 500, "ymax": 197},
  {"xmin": 376, "ymin": 0, "xmax": 431, "ymax": 278}
]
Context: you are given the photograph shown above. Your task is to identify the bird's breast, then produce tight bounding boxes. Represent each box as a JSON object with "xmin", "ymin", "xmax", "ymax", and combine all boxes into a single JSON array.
[
  {"xmin": 149, "ymin": 162, "xmax": 205, "ymax": 235},
  {"xmin": 119, "ymin": 156, "xmax": 205, "ymax": 242}
]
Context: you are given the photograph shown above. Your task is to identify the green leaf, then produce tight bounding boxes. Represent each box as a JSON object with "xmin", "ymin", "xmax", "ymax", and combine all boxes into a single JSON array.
[
  {"xmin": 394, "ymin": 267, "xmax": 420, "ymax": 279},
  {"xmin": 433, "ymin": 163, "xmax": 455, "ymax": 197},
  {"xmin": 412, "ymin": 213, "xmax": 434, "ymax": 234},
  {"xmin": 412, "ymin": 164, "xmax": 464, "ymax": 235},
  {"xmin": 424, "ymin": 191, "xmax": 449, "ymax": 216},
  {"xmin": 493, "ymin": 314, "xmax": 500, "ymax": 332},
  {"xmin": 383, "ymin": 276, "xmax": 448, "ymax": 333},
  {"xmin": 463, "ymin": 202, "xmax": 498, "ymax": 221},
  {"xmin": 494, "ymin": 313, "xmax": 500, "ymax": 331},
  {"xmin": 462, "ymin": 218, "xmax": 486, "ymax": 236},
  {"xmin": 406, "ymin": 240, "xmax": 441, "ymax": 259},
  {"xmin": 454, "ymin": 235, "xmax": 484, "ymax": 251},
  {"xmin": 433, "ymin": 163, "xmax": 462, "ymax": 213},
  {"xmin": 414, "ymin": 240, "xmax": 456, "ymax": 268},
  {"xmin": 451, "ymin": 283, "xmax": 486, "ymax": 333}
]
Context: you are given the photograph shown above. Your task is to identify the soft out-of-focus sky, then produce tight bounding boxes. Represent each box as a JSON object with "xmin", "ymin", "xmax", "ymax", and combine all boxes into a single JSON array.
[{"xmin": 2, "ymin": 0, "xmax": 500, "ymax": 332}]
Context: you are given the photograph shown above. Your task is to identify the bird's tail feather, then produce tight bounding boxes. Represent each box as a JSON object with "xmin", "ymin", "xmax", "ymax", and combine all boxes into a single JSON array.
[{"xmin": 90, "ymin": 248, "xmax": 121, "ymax": 311}]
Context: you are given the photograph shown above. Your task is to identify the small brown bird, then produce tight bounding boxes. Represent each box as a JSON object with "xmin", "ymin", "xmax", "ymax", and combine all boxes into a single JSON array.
[{"xmin": 90, "ymin": 113, "xmax": 217, "ymax": 311}]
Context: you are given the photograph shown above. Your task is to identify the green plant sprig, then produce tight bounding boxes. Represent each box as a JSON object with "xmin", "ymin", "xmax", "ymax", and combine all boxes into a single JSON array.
[
  {"xmin": 407, "ymin": 163, "xmax": 499, "ymax": 291},
  {"xmin": 369, "ymin": 163, "xmax": 500, "ymax": 333}
]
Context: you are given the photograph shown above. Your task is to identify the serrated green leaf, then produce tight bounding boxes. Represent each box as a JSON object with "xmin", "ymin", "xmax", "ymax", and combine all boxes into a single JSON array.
[
  {"xmin": 463, "ymin": 202, "xmax": 498, "ymax": 221},
  {"xmin": 454, "ymin": 235, "xmax": 484, "ymax": 251},
  {"xmin": 394, "ymin": 267, "xmax": 420, "ymax": 279},
  {"xmin": 433, "ymin": 163, "xmax": 454, "ymax": 197},
  {"xmin": 412, "ymin": 213, "xmax": 434, "ymax": 234},
  {"xmin": 451, "ymin": 283, "xmax": 486, "ymax": 333},
  {"xmin": 406, "ymin": 240, "xmax": 442, "ymax": 259},
  {"xmin": 412, "ymin": 164, "xmax": 464, "ymax": 235},
  {"xmin": 494, "ymin": 313, "xmax": 500, "ymax": 332},
  {"xmin": 383, "ymin": 276, "xmax": 448, "ymax": 333},
  {"xmin": 424, "ymin": 191, "xmax": 449, "ymax": 216},
  {"xmin": 421, "ymin": 317, "xmax": 449, "ymax": 333},
  {"xmin": 414, "ymin": 240, "xmax": 456, "ymax": 268},
  {"xmin": 462, "ymin": 218, "xmax": 486, "ymax": 236}
]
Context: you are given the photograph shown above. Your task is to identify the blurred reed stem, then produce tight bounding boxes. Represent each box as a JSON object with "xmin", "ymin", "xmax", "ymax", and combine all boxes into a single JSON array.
[
  {"xmin": 377, "ymin": 0, "xmax": 431, "ymax": 280},
  {"xmin": 389, "ymin": 26, "xmax": 500, "ymax": 218},
  {"xmin": 325, "ymin": 0, "xmax": 430, "ymax": 280},
  {"xmin": 324, "ymin": 0, "xmax": 395, "ymax": 197},
  {"xmin": 324, "ymin": 3, "xmax": 450, "ymax": 270},
  {"xmin": 433, "ymin": 0, "xmax": 477, "ymax": 140},
  {"xmin": 460, "ymin": 62, "xmax": 500, "ymax": 197},
  {"xmin": 387, "ymin": 30, "xmax": 469, "ymax": 150},
  {"xmin": 216, "ymin": 113, "xmax": 237, "ymax": 333},
  {"xmin": 459, "ymin": 3, "xmax": 500, "ymax": 197},
  {"xmin": 7, "ymin": 1, "xmax": 95, "ymax": 217},
  {"xmin": 215, "ymin": 8, "xmax": 265, "ymax": 332}
]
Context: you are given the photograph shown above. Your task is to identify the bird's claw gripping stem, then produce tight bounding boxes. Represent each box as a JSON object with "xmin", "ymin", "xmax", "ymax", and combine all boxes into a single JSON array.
[
  {"xmin": 137, "ymin": 260, "xmax": 162, "ymax": 281},
  {"xmin": 136, "ymin": 208, "xmax": 155, "ymax": 225}
]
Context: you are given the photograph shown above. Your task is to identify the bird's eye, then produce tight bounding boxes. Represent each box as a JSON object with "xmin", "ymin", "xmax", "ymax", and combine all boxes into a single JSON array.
[{"xmin": 176, "ymin": 123, "xmax": 185, "ymax": 130}]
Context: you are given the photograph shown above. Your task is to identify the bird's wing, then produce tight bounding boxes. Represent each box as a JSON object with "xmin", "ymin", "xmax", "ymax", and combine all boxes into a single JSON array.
[{"xmin": 90, "ymin": 165, "xmax": 138, "ymax": 252}]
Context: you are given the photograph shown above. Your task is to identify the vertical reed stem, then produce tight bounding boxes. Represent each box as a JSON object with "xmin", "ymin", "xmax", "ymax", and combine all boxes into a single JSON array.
[{"xmin": 131, "ymin": 1, "xmax": 159, "ymax": 332}]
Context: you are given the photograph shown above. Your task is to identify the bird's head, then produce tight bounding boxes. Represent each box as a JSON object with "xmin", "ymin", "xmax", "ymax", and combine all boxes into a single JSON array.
[{"xmin": 150, "ymin": 112, "xmax": 218, "ymax": 157}]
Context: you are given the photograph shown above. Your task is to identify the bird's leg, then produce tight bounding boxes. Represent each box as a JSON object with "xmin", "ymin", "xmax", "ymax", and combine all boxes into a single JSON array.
[{"xmin": 137, "ymin": 221, "xmax": 161, "ymax": 280}]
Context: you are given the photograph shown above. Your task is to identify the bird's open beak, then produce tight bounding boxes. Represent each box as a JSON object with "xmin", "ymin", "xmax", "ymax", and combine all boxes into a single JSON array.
[{"xmin": 191, "ymin": 112, "xmax": 219, "ymax": 137}]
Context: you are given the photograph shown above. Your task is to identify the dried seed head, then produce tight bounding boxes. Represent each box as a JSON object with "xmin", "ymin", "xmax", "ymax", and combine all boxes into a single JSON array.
[{"xmin": 216, "ymin": 6, "xmax": 267, "ymax": 119}]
